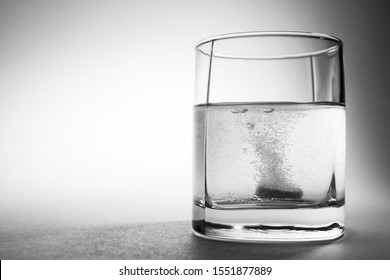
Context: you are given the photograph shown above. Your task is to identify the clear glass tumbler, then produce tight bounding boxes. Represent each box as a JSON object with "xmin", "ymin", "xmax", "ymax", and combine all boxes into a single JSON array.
[{"xmin": 193, "ymin": 32, "xmax": 345, "ymax": 242}]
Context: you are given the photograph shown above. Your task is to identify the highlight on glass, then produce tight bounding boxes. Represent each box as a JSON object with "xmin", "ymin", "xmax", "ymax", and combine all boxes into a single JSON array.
[{"xmin": 193, "ymin": 31, "xmax": 345, "ymax": 242}]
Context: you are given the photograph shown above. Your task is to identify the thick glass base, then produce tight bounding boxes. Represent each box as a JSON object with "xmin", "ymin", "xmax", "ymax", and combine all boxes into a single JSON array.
[{"xmin": 192, "ymin": 205, "xmax": 344, "ymax": 242}]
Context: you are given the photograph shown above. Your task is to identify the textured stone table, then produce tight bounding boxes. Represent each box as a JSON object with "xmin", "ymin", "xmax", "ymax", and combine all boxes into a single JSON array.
[{"xmin": 1, "ymin": 215, "xmax": 390, "ymax": 259}]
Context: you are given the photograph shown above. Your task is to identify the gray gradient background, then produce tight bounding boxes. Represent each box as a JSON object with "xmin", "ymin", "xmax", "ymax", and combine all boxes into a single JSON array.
[{"xmin": 0, "ymin": 0, "xmax": 389, "ymax": 244}]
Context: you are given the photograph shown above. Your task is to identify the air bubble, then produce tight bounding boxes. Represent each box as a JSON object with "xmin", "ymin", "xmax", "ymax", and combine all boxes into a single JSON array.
[
  {"xmin": 262, "ymin": 108, "xmax": 274, "ymax": 113},
  {"xmin": 230, "ymin": 108, "xmax": 248, "ymax": 114},
  {"xmin": 246, "ymin": 123, "xmax": 255, "ymax": 129}
]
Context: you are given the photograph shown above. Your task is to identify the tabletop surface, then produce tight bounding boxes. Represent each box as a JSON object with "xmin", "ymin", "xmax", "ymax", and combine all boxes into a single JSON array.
[{"xmin": 1, "ymin": 213, "xmax": 390, "ymax": 260}]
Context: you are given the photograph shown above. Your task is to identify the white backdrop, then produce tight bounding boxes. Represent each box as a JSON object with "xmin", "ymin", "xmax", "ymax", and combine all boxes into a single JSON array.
[{"xmin": 0, "ymin": 0, "xmax": 389, "ymax": 226}]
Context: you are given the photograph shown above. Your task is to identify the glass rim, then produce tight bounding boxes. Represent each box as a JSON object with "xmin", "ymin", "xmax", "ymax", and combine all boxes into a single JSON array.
[{"xmin": 195, "ymin": 31, "xmax": 343, "ymax": 60}]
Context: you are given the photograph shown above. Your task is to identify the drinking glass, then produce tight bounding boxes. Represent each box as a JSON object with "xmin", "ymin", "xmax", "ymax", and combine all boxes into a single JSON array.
[{"xmin": 193, "ymin": 32, "xmax": 345, "ymax": 242}]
